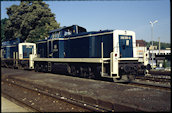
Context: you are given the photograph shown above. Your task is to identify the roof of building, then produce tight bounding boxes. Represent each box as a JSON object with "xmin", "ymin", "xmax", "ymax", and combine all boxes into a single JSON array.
[{"xmin": 136, "ymin": 40, "xmax": 146, "ymax": 47}]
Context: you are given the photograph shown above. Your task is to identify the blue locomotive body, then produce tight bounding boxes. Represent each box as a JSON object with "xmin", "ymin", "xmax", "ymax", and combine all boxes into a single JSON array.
[
  {"xmin": 37, "ymin": 29, "xmax": 114, "ymax": 58},
  {"xmin": 1, "ymin": 38, "xmax": 20, "ymax": 59},
  {"xmin": 37, "ymin": 26, "xmax": 134, "ymax": 59},
  {"xmin": 1, "ymin": 38, "xmax": 36, "ymax": 69},
  {"xmin": 66, "ymin": 30, "xmax": 113, "ymax": 58},
  {"xmin": 34, "ymin": 25, "xmax": 146, "ymax": 82}
]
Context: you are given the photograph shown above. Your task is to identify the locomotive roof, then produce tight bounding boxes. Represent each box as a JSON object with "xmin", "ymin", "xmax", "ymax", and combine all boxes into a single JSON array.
[
  {"xmin": 48, "ymin": 25, "xmax": 86, "ymax": 34},
  {"xmin": 63, "ymin": 29, "xmax": 113, "ymax": 38},
  {"xmin": 1, "ymin": 38, "xmax": 21, "ymax": 47},
  {"xmin": 36, "ymin": 25, "xmax": 113, "ymax": 43},
  {"xmin": 36, "ymin": 29, "xmax": 113, "ymax": 43}
]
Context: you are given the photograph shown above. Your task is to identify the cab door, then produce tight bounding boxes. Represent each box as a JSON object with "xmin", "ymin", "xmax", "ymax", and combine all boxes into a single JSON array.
[
  {"xmin": 52, "ymin": 40, "xmax": 59, "ymax": 58},
  {"xmin": 119, "ymin": 35, "xmax": 133, "ymax": 58},
  {"xmin": 47, "ymin": 40, "xmax": 53, "ymax": 58}
]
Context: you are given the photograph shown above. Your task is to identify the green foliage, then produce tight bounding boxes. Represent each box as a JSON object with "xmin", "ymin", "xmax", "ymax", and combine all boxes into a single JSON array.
[
  {"xmin": 160, "ymin": 42, "xmax": 171, "ymax": 49},
  {"xmin": 1, "ymin": 18, "xmax": 8, "ymax": 42},
  {"xmin": 145, "ymin": 41, "xmax": 171, "ymax": 50},
  {"xmin": 163, "ymin": 60, "xmax": 167, "ymax": 68},
  {"xmin": 4, "ymin": 1, "xmax": 60, "ymax": 42}
]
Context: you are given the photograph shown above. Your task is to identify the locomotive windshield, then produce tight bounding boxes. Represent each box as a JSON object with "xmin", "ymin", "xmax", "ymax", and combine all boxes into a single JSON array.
[
  {"xmin": 78, "ymin": 26, "xmax": 87, "ymax": 33},
  {"xmin": 23, "ymin": 45, "xmax": 34, "ymax": 58},
  {"xmin": 119, "ymin": 35, "xmax": 133, "ymax": 58}
]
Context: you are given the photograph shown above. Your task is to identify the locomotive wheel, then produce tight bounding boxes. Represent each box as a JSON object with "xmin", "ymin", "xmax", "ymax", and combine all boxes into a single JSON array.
[
  {"xmin": 113, "ymin": 75, "xmax": 129, "ymax": 83},
  {"xmin": 67, "ymin": 65, "xmax": 72, "ymax": 75},
  {"xmin": 43, "ymin": 65, "xmax": 48, "ymax": 72},
  {"xmin": 80, "ymin": 67, "xmax": 84, "ymax": 77},
  {"xmin": 127, "ymin": 75, "xmax": 135, "ymax": 81},
  {"xmin": 80, "ymin": 67, "xmax": 87, "ymax": 78},
  {"xmin": 71, "ymin": 66, "xmax": 77, "ymax": 76},
  {"xmin": 88, "ymin": 67, "xmax": 95, "ymax": 79},
  {"xmin": 35, "ymin": 64, "xmax": 40, "ymax": 72},
  {"xmin": 113, "ymin": 74, "xmax": 135, "ymax": 82},
  {"xmin": 67, "ymin": 65, "xmax": 77, "ymax": 76},
  {"xmin": 18, "ymin": 65, "xmax": 24, "ymax": 70}
]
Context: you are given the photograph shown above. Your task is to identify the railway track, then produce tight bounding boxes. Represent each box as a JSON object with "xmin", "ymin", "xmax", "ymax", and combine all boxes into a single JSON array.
[
  {"xmin": 1, "ymin": 81, "xmax": 42, "ymax": 112},
  {"xmin": 136, "ymin": 75, "xmax": 170, "ymax": 82},
  {"xmin": 129, "ymin": 74, "xmax": 171, "ymax": 89},
  {"xmin": 1, "ymin": 78, "xmax": 112, "ymax": 112},
  {"xmin": 149, "ymin": 70, "xmax": 171, "ymax": 76},
  {"xmin": 129, "ymin": 80, "xmax": 170, "ymax": 90},
  {"xmin": 2, "ymin": 93, "xmax": 37, "ymax": 112},
  {"xmin": 136, "ymin": 74, "xmax": 171, "ymax": 82},
  {"xmin": 1, "ymin": 67, "xmax": 171, "ymax": 112},
  {"xmin": 3, "ymin": 67, "xmax": 171, "ymax": 89}
]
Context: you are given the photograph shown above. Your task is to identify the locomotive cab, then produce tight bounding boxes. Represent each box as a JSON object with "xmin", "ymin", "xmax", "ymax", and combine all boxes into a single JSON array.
[
  {"xmin": 109, "ymin": 30, "xmax": 146, "ymax": 82},
  {"xmin": 18, "ymin": 42, "xmax": 36, "ymax": 69}
]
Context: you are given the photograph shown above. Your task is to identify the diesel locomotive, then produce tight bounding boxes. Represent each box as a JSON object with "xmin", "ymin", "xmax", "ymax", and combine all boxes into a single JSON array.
[
  {"xmin": 1, "ymin": 38, "xmax": 36, "ymax": 69},
  {"xmin": 34, "ymin": 25, "xmax": 148, "ymax": 82},
  {"xmin": 1, "ymin": 25, "xmax": 149, "ymax": 82}
]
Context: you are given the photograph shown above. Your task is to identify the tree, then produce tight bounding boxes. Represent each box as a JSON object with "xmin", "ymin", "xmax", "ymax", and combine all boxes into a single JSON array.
[
  {"xmin": 4, "ymin": 1, "xmax": 60, "ymax": 42},
  {"xmin": 1, "ymin": 18, "xmax": 8, "ymax": 42}
]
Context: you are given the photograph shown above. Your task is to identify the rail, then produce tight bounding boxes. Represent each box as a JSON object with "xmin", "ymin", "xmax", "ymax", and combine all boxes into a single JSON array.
[{"xmin": 1, "ymin": 78, "xmax": 111, "ymax": 112}]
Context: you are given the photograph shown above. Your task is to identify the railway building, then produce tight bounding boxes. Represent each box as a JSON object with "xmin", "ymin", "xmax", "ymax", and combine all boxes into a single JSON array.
[
  {"xmin": 136, "ymin": 40, "xmax": 171, "ymax": 70},
  {"xmin": 136, "ymin": 40, "xmax": 149, "ymax": 66},
  {"xmin": 148, "ymin": 47, "xmax": 171, "ymax": 69}
]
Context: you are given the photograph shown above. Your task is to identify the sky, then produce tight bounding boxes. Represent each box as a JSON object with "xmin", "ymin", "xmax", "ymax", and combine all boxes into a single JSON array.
[{"xmin": 1, "ymin": 0, "xmax": 170, "ymax": 43}]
